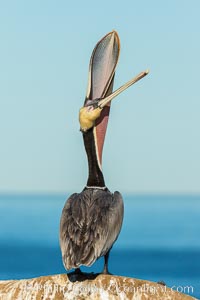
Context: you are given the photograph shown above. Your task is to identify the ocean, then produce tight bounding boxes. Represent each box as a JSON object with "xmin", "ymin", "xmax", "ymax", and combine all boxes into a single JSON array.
[{"xmin": 0, "ymin": 194, "xmax": 199, "ymax": 298}]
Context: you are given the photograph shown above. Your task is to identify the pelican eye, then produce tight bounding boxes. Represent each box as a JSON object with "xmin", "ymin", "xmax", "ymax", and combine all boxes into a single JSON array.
[{"xmin": 85, "ymin": 98, "xmax": 101, "ymax": 109}]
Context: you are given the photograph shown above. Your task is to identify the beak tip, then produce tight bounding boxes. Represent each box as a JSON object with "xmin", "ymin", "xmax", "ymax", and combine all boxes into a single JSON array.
[
  {"xmin": 111, "ymin": 29, "xmax": 118, "ymax": 35},
  {"xmin": 111, "ymin": 30, "xmax": 120, "ymax": 42}
]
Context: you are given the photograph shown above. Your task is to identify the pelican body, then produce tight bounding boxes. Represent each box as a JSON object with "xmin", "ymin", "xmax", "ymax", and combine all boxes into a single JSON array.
[{"xmin": 60, "ymin": 31, "xmax": 148, "ymax": 274}]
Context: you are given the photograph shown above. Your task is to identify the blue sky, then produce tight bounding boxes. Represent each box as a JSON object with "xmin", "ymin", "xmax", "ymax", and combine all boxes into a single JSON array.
[{"xmin": 0, "ymin": 0, "xmax": 200, "ymax": 194}]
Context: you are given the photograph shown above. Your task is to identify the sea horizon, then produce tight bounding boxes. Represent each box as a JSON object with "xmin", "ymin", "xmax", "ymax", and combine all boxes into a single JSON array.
[{"xmin": 0, "ymin": 193, "xmax": 199, "ymax": 298}]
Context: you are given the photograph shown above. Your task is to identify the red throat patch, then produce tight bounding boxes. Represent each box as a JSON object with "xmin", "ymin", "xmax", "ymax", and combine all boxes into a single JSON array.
[{"xmin": 94, "ymin": 105, "xmax": 110, "ymax": 166}]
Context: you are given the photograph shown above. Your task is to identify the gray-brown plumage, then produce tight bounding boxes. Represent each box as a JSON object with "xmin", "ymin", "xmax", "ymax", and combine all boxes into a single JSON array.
[{"xmin": 60, "ymin": 189, "xmax": 123, "ymax": 272}]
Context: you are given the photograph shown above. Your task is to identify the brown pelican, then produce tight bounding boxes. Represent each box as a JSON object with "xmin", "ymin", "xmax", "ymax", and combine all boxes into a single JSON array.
[{"xmin": 60, "ymin": 31, "xmax": 148, "ymax": 274}]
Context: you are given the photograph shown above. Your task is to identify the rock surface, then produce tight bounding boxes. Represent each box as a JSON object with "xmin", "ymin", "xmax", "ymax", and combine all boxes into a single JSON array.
[{"xmin": 0, "ymin": 274, "xmax": 197, "ymax": 300}]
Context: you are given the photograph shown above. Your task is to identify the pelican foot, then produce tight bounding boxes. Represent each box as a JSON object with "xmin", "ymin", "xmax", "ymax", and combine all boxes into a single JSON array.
[{"xmin": 68, "ymin": 269, "xmax": 99, "ymax": 282}]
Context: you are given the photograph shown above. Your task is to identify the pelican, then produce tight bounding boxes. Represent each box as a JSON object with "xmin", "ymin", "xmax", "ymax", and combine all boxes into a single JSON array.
[{"xmin": 60, "ymin": 31, "xmax": 148, "ymax": 274}]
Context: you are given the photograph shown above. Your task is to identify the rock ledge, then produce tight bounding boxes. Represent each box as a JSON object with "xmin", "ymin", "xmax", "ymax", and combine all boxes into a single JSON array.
[{"xmin": 0, "ymin": 274, "xmax": 197, "ymax": 299}]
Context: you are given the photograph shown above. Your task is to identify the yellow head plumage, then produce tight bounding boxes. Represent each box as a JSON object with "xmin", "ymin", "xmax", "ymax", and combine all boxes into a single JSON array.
[{"xmin": 79, "ymin": 106, "xmax": 102, "ymax": 132}]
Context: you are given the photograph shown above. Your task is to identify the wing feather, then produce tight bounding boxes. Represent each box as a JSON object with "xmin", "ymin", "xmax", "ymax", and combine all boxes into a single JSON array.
[{"xmin": 59, "ymin": 189, "xmax": 124, "ymax": 270}]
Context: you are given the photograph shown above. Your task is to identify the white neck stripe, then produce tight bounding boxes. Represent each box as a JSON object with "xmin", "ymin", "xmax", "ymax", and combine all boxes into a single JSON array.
[{"xmin": 86, "ymin": 186, "xmax": 106, "ymax": 190}]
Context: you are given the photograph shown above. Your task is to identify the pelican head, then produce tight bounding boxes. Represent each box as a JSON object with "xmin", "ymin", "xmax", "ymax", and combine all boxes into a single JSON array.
[{"xmin": 79, "ymin": 30, "xmax": 149, "ymax": 133}]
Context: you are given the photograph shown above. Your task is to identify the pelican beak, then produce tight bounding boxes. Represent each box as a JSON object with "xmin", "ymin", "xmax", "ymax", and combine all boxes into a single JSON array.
[
  {"xmin": 79, "ymin": 30, "xmax": 149, "ymax": 133},
  {"xmin": 98, "ymin": 69, "xmax": 149, "ymax": 109},
  {"xmin": 79, "ymin": 69, "xmax": 149, "ymax": 132},
  {"xmin": 79, "ymin": 31, "xmax": 120, "ymax": 133}
]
